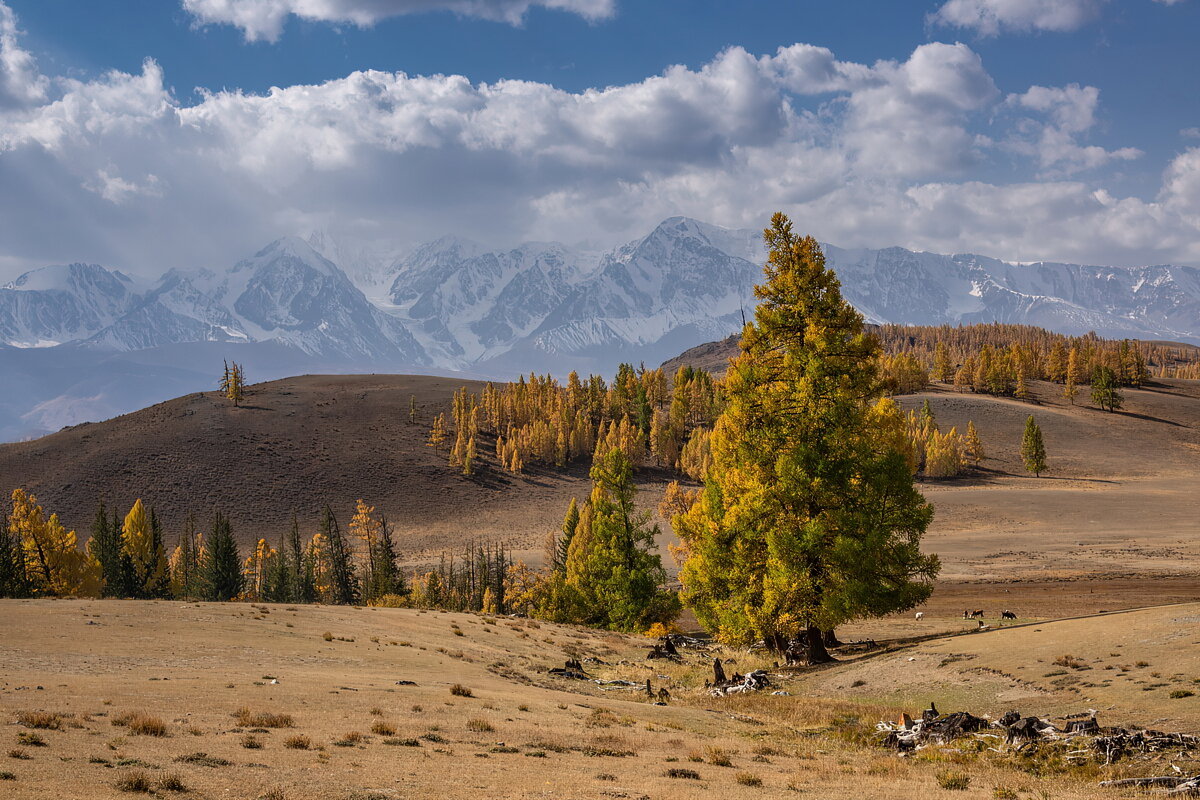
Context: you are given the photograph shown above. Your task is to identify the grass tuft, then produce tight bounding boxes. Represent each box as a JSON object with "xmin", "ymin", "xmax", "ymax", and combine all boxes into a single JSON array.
[
  {"xmin": 158, "ymin": 773, "xmax": 187, "ymax": 792},
  {"xmin": 114, "ymin": 770, "xmax": 154, "ymax": 793},
  {"xmin": 735, "ymin": 772, "xmax": 763, "ymax": 787},
  {"xmin": 16, "ymin": 711, "xmax": 62, "ymax": 730},
  {"xmin": 466, "ymin": 718, "xmax": 494, "ymax": 733},
  {"xmin": 173, "ymin": 752, "xmax": 232, "ymax": 767},
  {"xmin": 936, "ymin": 770, "xmax": 971, "ymax": 791},
  {"xmin": 665, "ymin": 768, "xmax": 701, "ymax": 780},
  {"xmin": 283, "ymin": 735, "xmax": 311, "ymax": 750},
  {"xmin": 234, "ymin": 708, "xmax": 294, "ymax": 728},
  {"xmin": 112, "ymin": 712, "xmax": 168, "ymax": 736},
  {"xmin": 449, "ymin": 684, "xmax": 473, "ymax": 698}
]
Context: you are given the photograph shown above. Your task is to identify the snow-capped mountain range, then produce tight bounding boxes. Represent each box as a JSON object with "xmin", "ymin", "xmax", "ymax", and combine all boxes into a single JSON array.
[{"xmin": 2, "ymin": 215, "xmax": 1199, "ymax": 440}]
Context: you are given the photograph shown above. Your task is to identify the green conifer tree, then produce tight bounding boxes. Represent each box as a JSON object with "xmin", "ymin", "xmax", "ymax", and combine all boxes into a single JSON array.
[
  {"xmin": 556, "ymin": 498, "xmax": 579, "ymax": 576},
  {"xmin": 674, "ymin": 214, "xmax": 938, "ymax": 662},
  {"xmin": 89, "ymin": 501, "xmax": 126, "ymax": 597},
  {"xmin": 564, "ymin": 448, "xmax": 678, "ymax": 632},
  {"xmin": 919, "ymin": 399, "xmax": 937, "ymax": 431},
  {"xmin": 369, "ymin": 515, "xmax": 404, "ymax": 599},
  {"xmin": 285, "ymin": 512, "xmax": 309, "ymax": 603},
  {"xmin": 0, "ymin": 511, "xmax": 29, "ymax": 598},
  {"xmin": 146, "ymin": 508, "xmax": 172, "ymax": 598},
  {"xmin": 201, "ymin": 512, "xmax": 243, "ymax": 601},
  {"xmin": 1020, "ymin": 416, "xmax": 1047, "ymax": 477},
  {"xmin": 320, "ymin": 506, "xmax": 359, "ymax": 605},
  {"xmin": 1090, "ymin": 365, "xmax": 1123, "ymax": 413}
]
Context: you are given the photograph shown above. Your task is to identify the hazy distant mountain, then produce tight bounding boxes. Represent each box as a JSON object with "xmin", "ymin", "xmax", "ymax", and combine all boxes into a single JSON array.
[{"xmin": 2, "ymin": 216, "xmax": 1200, "ymax": 439}]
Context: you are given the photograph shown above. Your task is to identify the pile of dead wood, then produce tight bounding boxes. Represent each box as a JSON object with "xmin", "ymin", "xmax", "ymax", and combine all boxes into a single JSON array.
[
  {"xmin": 647, "ymin": 634, "xmax": 709, "ymax": 661},
  {"xmin": 705, "ymin": 656, "xmax": 774, "ymax": 697},
  {"xmin": 879, "ymin": 704, "xmax": 1200, "ymax": 771}
]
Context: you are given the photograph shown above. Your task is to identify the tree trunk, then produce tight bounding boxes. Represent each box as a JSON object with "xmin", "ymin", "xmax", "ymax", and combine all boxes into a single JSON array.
[
  {"xmin": 805, "ymin": 625, "xmax": 835, "ymax": 664},
  {"xmin": 765, "ymin": 631, "xmax": 789, "ymax": 654},
  {"xmin": 822, "ymin": 628, "xmax": 842, "ymax": 647}
]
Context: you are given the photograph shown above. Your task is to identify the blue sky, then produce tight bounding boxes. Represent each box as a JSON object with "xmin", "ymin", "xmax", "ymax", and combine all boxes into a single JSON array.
[{"xmin": 0, "ymin": 0, "xmax": 1197, "ymax": 276}]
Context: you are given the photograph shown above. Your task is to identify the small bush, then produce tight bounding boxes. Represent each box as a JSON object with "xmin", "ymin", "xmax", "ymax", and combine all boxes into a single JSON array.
[
  {"xmin": 706, "ymin": 746, "xmax": 733, "ymax": 767},
  {"xmin": 115, "ymin": 770, "xmax": 154, "ymax": 793},
  {"xmin": 383, "ymin": 738, "xmax": 420, "ymax": 747},
  {"xmin": 15, "ymin": 732, "xmax": 46, "ymax": 747},
  {"xmin": 333, "ymin": 731, "xmax": 364, "ymax": 747},
  {"xmin": 8, "ymin": 749, "xmax": 30, "ymax": 760},
  {"xmin": 420, "ymin": 732, "xmax": 446, "ymax": 743},
  {"xmin": 735, "ymin": 772, "xmax": 763, "ymax": 787},
  {"xmin": 129, "ymin": 715, "xmax": 168, "ymax": 737},
  {"xmin": 466, "ymin": 718, "xmax": 494, "ymax": 733},
  {"xmin": 449, "ymin": 684, "xmax": 473, "ymax": 698},
  {"xmin": 0, "ymin": 771, "xmax": 14, "ymax": 780},
  {"xmin": 993, "ymin": 788, "xmax": 1019, "ymax": 800},
  {"xmin": 1052, "ymin": 655, "xmax": 1088, "ymax": 670},
  {"xmin": 158, "ymin": 773, "xmax": 187, "ymax": 792},
  {"xmin": 1171, "ymin": 689, "xmax": 1195, "ymax": 699},
  {"xmin": 936, "ymin": 770, "xmax": 971, "ymax": 791},
  {"xmin": 258, "ymin": 789, "xmax": 286, "ymax": 800},
  {"xmin": 173, "ymin": 752, "xmax": 232, "ymax": 767},
  {"xmin": 322, "ymin": 632, "xmax": 334, "ymax": 641},
  {"xmin": 234, "ymin": 708, "xmax": 294, "ymax": 728},
  {"xmin": 241, "ymin": 734, "xmax": 263, "ymax": 749},
  {"xmin": 370, "ymin": 721, "xmax": 396, "ymax": 736},
  {"xmin": 111, "ymin": 712, "xmax": 168, "ymax": 737},
  {"xmin": 665, "ymin": 768, "xmax": 701, "ymax": 780},
  {"xmin": 369, "ymin": 707, "xmax": 383, "ymax": 716},
  {"xmin": 283, "ymin": 735, "xmax": 311, "ymax": 750},
  {"xmin": 16, "ymin": 711, "xmax": 62, "ymax": 730},
  {"xmin": 517, "ymin": 704, "xmax": 530, "ymax": 712}
]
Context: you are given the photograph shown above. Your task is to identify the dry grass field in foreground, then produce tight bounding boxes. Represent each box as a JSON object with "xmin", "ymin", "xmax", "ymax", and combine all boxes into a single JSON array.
[{"xmin": 5, "ymin": 600, "xmax": 1200, "ymax": 799}]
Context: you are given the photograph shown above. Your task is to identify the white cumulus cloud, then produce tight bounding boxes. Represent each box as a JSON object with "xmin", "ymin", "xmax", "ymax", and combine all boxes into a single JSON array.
[
  {"xmin": 929, "ymin": 0, "xmax": 1107, "ymax": 35},
  {"xmin": 0, "ymin": 2, "xmax": 46, "ymax": 107},
  {"xmin": 0, "ymin": 0, "xmax": 1196, "ymax": 276},
  {"xmin": 1004, "ymin": 83, "xmax": 1141, "ymax": 175},
  {"xmin": 182, "ymin": 0, "xmax": 616, "ymax": 41}
]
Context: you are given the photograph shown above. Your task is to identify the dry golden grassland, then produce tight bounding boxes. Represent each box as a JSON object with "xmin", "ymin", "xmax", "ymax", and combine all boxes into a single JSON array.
[{"xmin": 4, "ymin": 599, "xmax": 1195, "ymax": 799}]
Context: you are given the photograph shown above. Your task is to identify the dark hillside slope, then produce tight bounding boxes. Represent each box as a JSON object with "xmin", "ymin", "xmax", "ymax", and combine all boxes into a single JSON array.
[{"xmin": 0, "ymin": 374, "xmax": 599, "ymax": 556}]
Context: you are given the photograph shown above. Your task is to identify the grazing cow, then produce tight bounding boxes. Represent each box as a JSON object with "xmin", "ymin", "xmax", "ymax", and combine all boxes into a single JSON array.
[
  {"xmin": 969, "ymin": 609, "xmax": 985, "ymax": 619},
  {"xmin": 915, "ymin": 612, "xmax": 924, "ymax": 621},
  {"xmin": 1001, "ymin": 610, "xmax": 1017, "ymax": 620}
]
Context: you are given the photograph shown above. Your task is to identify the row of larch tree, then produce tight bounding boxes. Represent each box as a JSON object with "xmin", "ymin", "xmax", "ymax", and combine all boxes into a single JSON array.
[{"xmin": 0, "ymin": 495, "xmax": 405, "ymax": 606}]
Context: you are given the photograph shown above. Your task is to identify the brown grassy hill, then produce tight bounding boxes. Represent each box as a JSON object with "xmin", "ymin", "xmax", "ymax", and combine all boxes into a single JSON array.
[
  {"xmin": 0, "ymin": 374, "xmax": 627, "ymax": 560},
  {"xmin": 3, "ymin": 371, "xmax": 1199, "ymax": 594}
]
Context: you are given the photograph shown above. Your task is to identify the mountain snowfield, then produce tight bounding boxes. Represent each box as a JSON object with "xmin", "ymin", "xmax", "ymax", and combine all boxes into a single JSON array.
[{"xmin": 2, "ymin": 215, "xmax": 1199, "ymax": 440}]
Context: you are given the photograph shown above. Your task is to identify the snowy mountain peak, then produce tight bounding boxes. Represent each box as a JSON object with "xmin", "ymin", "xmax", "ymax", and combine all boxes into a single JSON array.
[
  {"xmin": 6, "ymin": 262, "xmax": 135, "ymax": 293},
  {"xmin": 240, "ymin": 236, "xmax": 341, "ymax": 277}
]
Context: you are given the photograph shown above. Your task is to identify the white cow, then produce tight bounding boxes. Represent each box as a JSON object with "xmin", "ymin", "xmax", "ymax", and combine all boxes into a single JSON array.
[{"xmin": 915, "ymin": 612, "xmax": 924, "ymax": 621}]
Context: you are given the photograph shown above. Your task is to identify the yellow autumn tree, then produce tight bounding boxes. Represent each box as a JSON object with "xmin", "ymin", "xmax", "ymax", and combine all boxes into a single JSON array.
[
  {"xmin": 242, "ymin": 538, "xmax": 275, "ymax": 601},
  {"xmin": 10, "ymin": 489, "xmax": 92, "ymax": 596},
  {"xmin": 348, "ymin": 499, "xmax": 381, "ymax": 598},
  {"xmin": 122, "ymin": 499, "xmax": 169, "ymax": 599}
]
